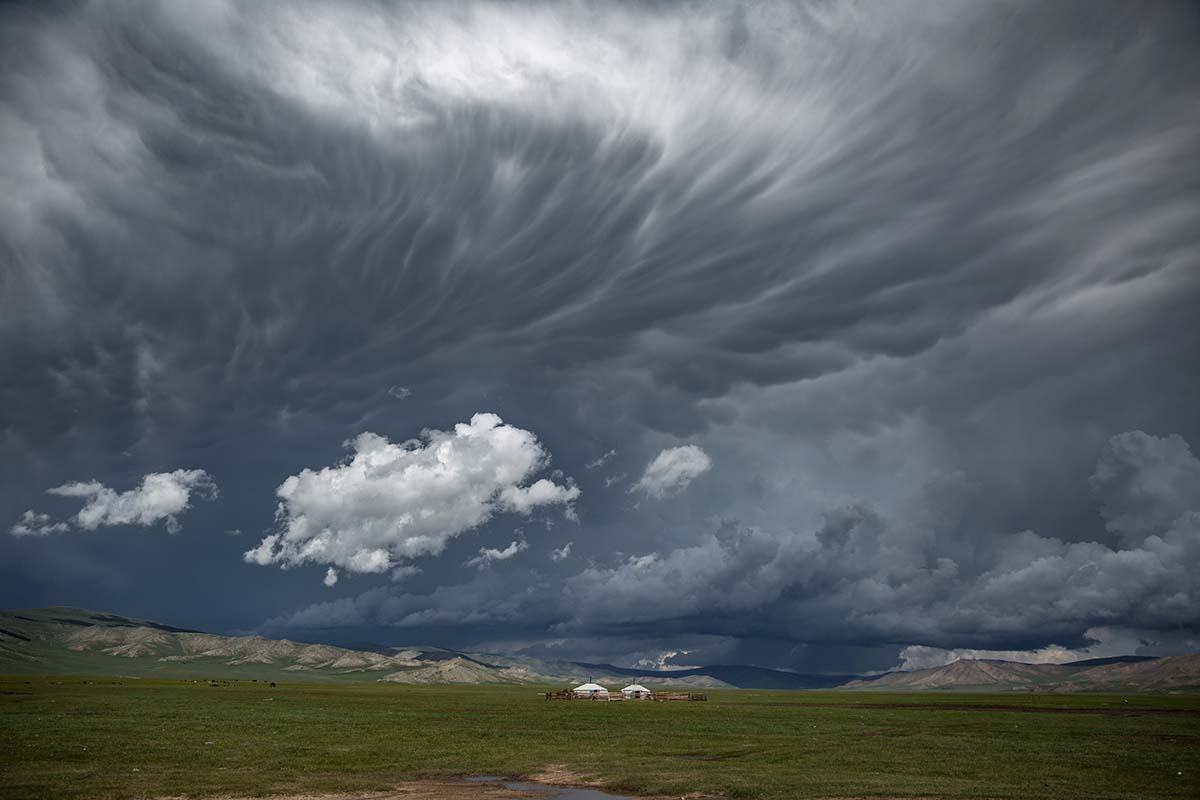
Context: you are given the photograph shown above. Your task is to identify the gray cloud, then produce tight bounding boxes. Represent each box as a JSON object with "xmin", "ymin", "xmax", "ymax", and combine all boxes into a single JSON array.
[
  {"xmin": 560, "ymin": 435, "xmax": 1200, "ymax": 649},
  {"xmin": 1090, "ymin": 431, "xmax": 1200, "ymax": 547}
]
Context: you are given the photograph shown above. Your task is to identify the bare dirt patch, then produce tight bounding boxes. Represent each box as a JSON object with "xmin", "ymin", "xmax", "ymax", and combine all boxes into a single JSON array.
[
  {"xmin": 155, "ymin": 781, "xmax": 570, "ymax": 800},
  {"xmin": 159, "ymin": 777, "xmax": 731, "ymax": 800},
  {"xmin": 523, "ymin": 765, "xmax": 603, "ymax": 787}
]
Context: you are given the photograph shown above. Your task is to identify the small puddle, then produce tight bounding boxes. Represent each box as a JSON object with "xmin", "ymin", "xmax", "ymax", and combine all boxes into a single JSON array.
[
  {"xmin": 468, "ymin": 777, "xmax": 633, "ymax": 800},
  {"xmin": 503, "ymin": 782, "xmax": 632, "ymax": 800}
]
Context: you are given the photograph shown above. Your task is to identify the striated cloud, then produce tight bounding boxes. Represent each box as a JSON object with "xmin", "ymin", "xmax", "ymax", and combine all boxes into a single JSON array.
[{"xmin": 1, "ymin": 1, "xmax": 1198, "ymax": 668}]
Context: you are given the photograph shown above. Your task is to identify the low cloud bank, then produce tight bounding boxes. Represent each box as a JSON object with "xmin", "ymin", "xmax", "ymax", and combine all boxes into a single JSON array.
[{"xmin": 268, "ymin": 432, "xmax": 1200, "ymax": 664}]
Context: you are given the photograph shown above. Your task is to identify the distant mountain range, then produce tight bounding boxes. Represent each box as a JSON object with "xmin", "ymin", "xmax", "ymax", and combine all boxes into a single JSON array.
[
  {"xmin": 4, "ymin": 607, "xmax": 1196, "ymax": 692},
  {"xmin": 841, "ymin": 655, "xmax": 1200, "ymax": 693},
  {"xmin": 0, "ymin": 607, "xmax": 846, "ymax": 688}
]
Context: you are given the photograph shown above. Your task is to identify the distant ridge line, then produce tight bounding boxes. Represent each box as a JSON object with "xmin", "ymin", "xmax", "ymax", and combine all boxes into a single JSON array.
[
  {"xmin": 1061, "ymin": 655, "xmax": 1157, "ymax": 667},
  {"xmin": 0, "ymin": 607, "xmax": 828, "ymax": 688},
  {"xmin": 838, "ymin": 654, "xmax": 1200, "ymax": 692},
  {"xmin": 3, "ymin": 607, "xmax": 1194, "ymax": 692}
]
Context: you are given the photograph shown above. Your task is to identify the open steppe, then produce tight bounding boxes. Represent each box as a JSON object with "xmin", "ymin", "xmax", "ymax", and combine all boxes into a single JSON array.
[{"xmin": 2, "ymin": 678, "xmax": 1197, "ymax": 800}]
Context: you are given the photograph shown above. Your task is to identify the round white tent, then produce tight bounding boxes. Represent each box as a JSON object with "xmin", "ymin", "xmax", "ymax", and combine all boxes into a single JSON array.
[
  {"xmin": 572, "ymin": 682, "xmax": 610, "ymax": 698},
  {"xmin": 621, "ymin": 684, "xmax": 651, "ymax": 699}
]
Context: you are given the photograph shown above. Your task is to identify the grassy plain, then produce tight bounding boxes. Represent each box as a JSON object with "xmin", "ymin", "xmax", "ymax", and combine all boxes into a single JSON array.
[{"xmin": 1, "ymin": 677, "xmax": 1197, "ymax": 800}]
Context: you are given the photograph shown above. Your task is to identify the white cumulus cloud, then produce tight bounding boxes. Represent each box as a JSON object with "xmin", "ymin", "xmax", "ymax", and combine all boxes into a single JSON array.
[
  {"xmin": 498, "ymin": 478, "xmax": 580, "ymax": 514},
  {"xmin": 464, "ymin": 539, "xmax": 528, "ymax": 569},
  {"xmin": 323, "ymin": 567, "xmax": 339, "ymax": 587},
  {"xmin": 631, "ymin": 445, "xmax": 712, "ymax": 498},
  {"xmin": 550, "ymin": 541, "xmax": 573, "ymax": 561},
  {"xmin": 9, "ymin": 510, "xmax": 70, "ymax": 537},
  {"xmin": 244, "ymin": 412, "xmax": 579, "ymax": 576},
  {"xmin": 43, "ymin": 469, "xmax": 217, "ymax": 534}
]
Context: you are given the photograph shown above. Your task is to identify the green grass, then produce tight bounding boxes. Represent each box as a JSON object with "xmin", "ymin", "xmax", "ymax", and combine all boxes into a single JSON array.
[{"xmin": 1, "ymin": 677, "xmax": 1197, "ymax": 800}]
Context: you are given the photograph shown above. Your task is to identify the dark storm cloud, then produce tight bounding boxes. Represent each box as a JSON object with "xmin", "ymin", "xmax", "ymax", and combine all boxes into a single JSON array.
[
  {"xmin": 271, "ymin": 431, "xmax": 1200, "ymax": 667},
  {"xmin": 2, "ymin": 0, "xmax": 1199, "ymax": 670},
  {"xmin": 1090, "ymin": 432, "xmax": 1200, "ymax": 547}
]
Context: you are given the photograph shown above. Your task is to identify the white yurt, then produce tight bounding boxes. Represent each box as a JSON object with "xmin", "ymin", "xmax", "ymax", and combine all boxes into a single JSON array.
[
  {"xmin": 573, "ymin": 682, "xmax": 610, "ymax": 699},
  {"xmin": 621, "ymin": 684, "xmax": 651, "ymax": 699}
]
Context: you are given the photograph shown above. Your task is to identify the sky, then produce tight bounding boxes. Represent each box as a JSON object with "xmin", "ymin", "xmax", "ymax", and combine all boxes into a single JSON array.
[{"xmin": 2, "ymin": 0, "xmax": 1199, "ymax": 675}]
